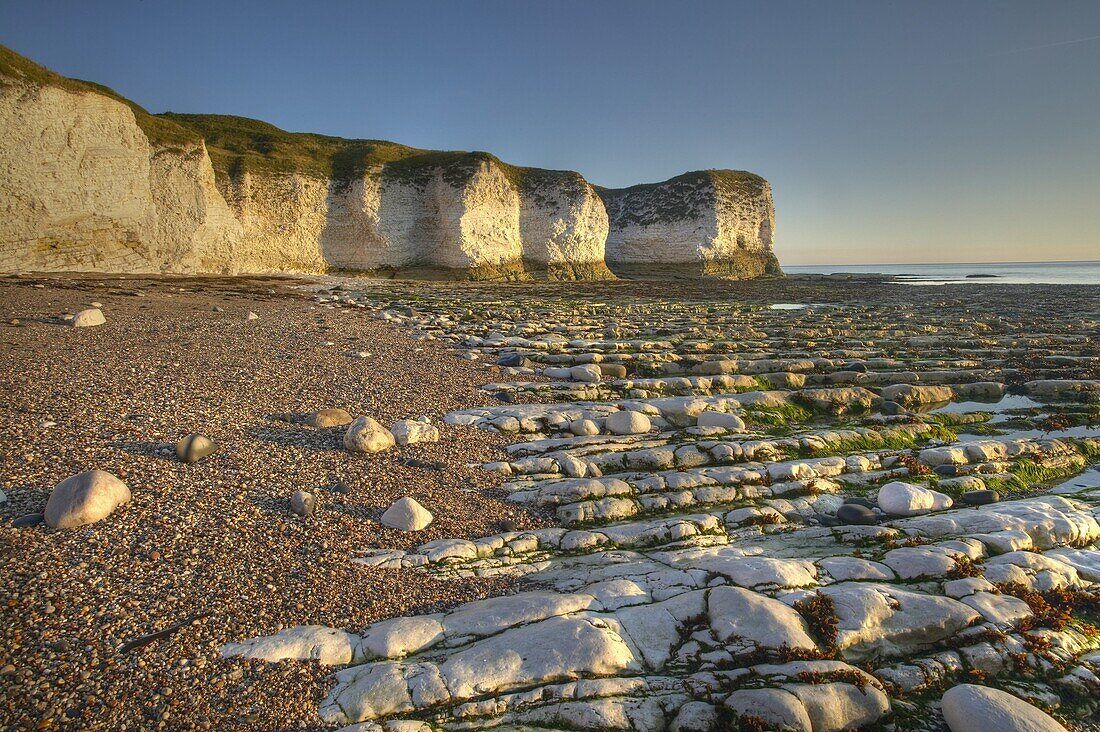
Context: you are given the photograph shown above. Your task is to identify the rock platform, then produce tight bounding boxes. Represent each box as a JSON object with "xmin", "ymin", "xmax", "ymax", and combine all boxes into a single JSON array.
[{"xmin": 227, "ymin": 280, "xmax": 1100, "ymax": 731}]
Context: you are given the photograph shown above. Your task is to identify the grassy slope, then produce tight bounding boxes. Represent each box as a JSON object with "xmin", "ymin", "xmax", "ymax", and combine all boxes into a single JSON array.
[
  {"xmin": 0, "ymin": 44, "xmax": 200, "ymax": 148},
  {"xmin": 163, "ymin": 113, "xmax": 594, "ymax": 190}
]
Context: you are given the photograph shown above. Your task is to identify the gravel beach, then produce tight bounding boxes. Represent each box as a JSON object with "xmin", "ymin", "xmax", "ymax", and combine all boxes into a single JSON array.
[{"xmin": 0, "ymin": 274, "xmax": 547, "ymax": 731}]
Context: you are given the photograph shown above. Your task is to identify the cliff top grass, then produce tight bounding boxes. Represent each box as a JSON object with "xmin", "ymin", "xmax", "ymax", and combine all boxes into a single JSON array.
[
  {"xmin": 595, "ymin": 170, "xmax": 770, "ymax": 226},
  {"xmin": 164, "ymin": 113, "xmax": 596, "ymax": 190},
  {"xmin": 0, "ymin": 45, "xmax": 593, "ymax": 186},
  {"xmin": 597, "ymin": 169, "xmax": 768, "ymax": 199},
  {"xmin": 0, "ymin": 44, "xmax": 200, "ymax": 148}
]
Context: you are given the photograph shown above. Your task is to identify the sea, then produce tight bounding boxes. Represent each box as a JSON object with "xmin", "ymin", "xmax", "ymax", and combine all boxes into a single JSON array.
[{"xmin": 783, "ymin": 260, "xmax": 1100, "ymax": 285}]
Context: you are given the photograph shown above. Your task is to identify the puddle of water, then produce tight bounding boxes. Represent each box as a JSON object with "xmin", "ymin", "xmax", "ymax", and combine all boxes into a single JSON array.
[
  {"xmin": 929, "ymin": 394, "xmax": 1042, "ymax": 415},
  {"xmin": 769, "ymin": 303, "xmax": 809, "ymax": 310},
  {"xmin": 960, "ymin": 425, "xmax": 1100, "ymax": 442},
  {"xmin": 1051, "ymin": 465, "xmax": 1100, "ymax": 494}
]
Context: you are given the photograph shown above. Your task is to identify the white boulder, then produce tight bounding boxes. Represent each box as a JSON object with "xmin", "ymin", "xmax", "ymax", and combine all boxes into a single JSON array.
[
  {"xmin": 344, "ymin": 416, "xmax": 396, "ymax": 454},
  {"xmin": 70, "ymin": 308, "xmax": 105, "ymax": 327},
  {"xmin": 380, "ymin": 497, "xmax": 433, "ymax": 531},
  {"xmin": 390, "ymin": 418, "xmax": 441, "ymax": 446},
  {"xmin": 570, "ymin": 364, "xmax": 602, "ymax": 383},
  {"xmin": 941, "ymin": 684, "xmax": 1067, "ymax": 732},
  {"xmin": 569, "ymin": 418, "xmax": 601, "ymax": 436},
  {"xmin": 697, "ymin": 411, "xmax": 746, "ymax": 430},
  {"xmin": 877, "ymin": 481, "xmax": 952, "ymax": 517},
  {"xmin": 605, "ymin": 410, "xmax": 652, "ymax": 435}
]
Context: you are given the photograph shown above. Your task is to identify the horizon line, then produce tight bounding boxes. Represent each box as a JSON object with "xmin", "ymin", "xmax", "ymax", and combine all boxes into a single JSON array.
[{"xmin": 781, "ymin": 258, "xmax": 1099, "ymax": 268}]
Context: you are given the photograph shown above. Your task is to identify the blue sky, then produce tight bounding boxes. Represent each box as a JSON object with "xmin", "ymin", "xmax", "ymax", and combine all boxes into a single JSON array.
[{"xmin": 3, "ymin": 0, "xmax": 1098, "ymax": 265}]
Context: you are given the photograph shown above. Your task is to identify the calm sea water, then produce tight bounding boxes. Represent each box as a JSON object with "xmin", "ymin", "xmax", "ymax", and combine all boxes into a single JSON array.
[{"xmin": 784, "ymin": 260, "xmax": 1100, "ymax": 285}]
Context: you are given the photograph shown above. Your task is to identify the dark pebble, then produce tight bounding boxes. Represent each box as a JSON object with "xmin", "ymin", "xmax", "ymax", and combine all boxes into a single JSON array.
[
  {"xmin": 497, "ymin": 354, "xmax": 530, "ymax": 368},
  {"xmin": 880, "ymin": 400, "xmax": 903, "ymax": 415},
  {"xmin": 836, "ymin": 503, "xmax": 878, "ymax": 525},
  {"xmin": 933, "ymin": 464, "xmax": 958, "ymax": 477},
  {"xmin": 11, "ymin": 513, "xmax": 44, "ymax": 528},
  {"xmin": 962, "ymin": 490, "xmax": 1001, "ymax": 506}
]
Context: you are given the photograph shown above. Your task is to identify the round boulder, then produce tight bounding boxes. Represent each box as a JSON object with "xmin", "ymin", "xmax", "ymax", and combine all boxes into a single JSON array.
[
  {"xmin": 569, "ymin": 418, "xmax": 601, "ymax": 436},
  {"xmin": 380, "ymin": 497, "xmax": 433, "ymax": 531},
  {"xmin": 44, "ymin": 470, "xmax": 131, "ymax": 529},
  {"xmin": 697, "ymin": 411, "xmax": 746, "ymax": 430},
  {"xmin": 941, "ymin": 684, "xmax": 1067, "ymax": 732},
  {"xmin": 569, "ymin": 364, "xmax": 602, "ymax": 383},
  {"xmin": 70, "ymin": 308, "xmax": 105, "ymax": 328},
  {"xmin": 877, "ymin": 481, "xmax": 952, "ymax": 517},
  {"xmin": 343, "ymin": 416, "xmax": 396, "ymax": 454},
  {"xmin": 605, "ymin": 409, "xmax": 652, "ymax": 435},
  {"xmin": 308, "ymin": 408, "xmax": 354, "ymax": 429},
  {"xmin": 836, "ymin": 503, "xmax": 877, "ymax": 525},
  {"xmin": 176, "ymin": 433, "xmax": 217, "ymax": 464},
  {"xmin": 289, "ymin": 490, "xmax": 316, "ymax": 517}
]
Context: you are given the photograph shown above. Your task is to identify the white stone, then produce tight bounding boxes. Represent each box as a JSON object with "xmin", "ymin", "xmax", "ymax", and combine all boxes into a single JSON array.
[
  {"xmin": 877, "ymin": 481, "xmax": 949, "ymax": 516},
  {"xmin": 380, "ymin": 497, "xmax": 433, "ymax": 531},
  {"xmin": 605, "ymin": 410, "xmax": 652, "ymax": 435},
  {"xmin": 70, "ymin": 307, "xmax": 105, "ymax": 327},
  {"xmin": 707, "ymin": 586, "xmax": 818, "ymax": 652},
  {"xmin": 570, "ymin": 364, "xmax": 602, "ymax": 383},
  {"xmin": 724, "ymin": 688, "xmax": 811, "ymax": 731},
  {"xmin": 344, "ymin": 417, "xmax": 396, "ymax": 454},
  {"xmin": 222, "ymin": 625, "xmax": 359, "ymax": 665},
  {"xmin": 941, "ymin": 684, "xmax": 1067, "ymax": 732},
  {"xmin": 696, "ymin": 411, "xmax": 746, "ymax": 430},
  {"xmin": 389, "ymin": 419, "xmax": 440, "ymax": 446},
  {"xmin": 569, "ymin": 418, "xmax": 601, "ymax": 436}
]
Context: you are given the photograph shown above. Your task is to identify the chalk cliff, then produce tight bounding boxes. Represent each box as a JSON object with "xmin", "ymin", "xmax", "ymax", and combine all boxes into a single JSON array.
[
  {"xmin": 598, "ymin": 171, "xmax": 779, "ymax": 278},
  {"xmin": 0, "ymin": 46, "xmax": 778, "ymax": 279}
]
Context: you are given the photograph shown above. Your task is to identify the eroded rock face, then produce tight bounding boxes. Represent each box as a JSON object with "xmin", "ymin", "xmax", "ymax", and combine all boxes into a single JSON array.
[
  {"xmin": 0, "ymin": 48, "xmax": 779, "ymax": 280},
  {"xmin": 598, "ymin": 171, "xmax": 780, "ymax": 279},
  {"xmin": 0, "ymin": 81, "xmax": 243, "ymax": 274}
]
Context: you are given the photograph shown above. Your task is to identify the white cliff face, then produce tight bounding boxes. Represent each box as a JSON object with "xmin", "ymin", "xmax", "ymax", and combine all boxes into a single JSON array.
[
  {"xmin": 0, "ymin": 81, "xmax": 158, "ymax": 273},
  {"xmin": 215, "ymin": 170, "xmax": 328, "ymax": 273},
  {"xmin": 441, "ymin": 161, "xmax": 523, "ymax": 272},
  {"xmin": 0, "ymin": 53, "xmax": 780, "ymax": 279},
  {"xmin": 0, "ymin": 81, "xmax": 246, "ymax": 274},
  {"xmin": 599, "ymin": 171, "xmax": 779, "ymax": 279},
  {"xmin": 518, "ymin": 172, "xmax": 611, "ymax": 279}
]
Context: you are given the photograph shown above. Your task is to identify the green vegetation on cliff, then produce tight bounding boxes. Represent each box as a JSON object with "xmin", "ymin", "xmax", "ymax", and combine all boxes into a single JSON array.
[
  {"xmin": 596, "ymin": 170, "xmax": 769, "ymax": 226},
  {"xmin": 161, "ymin": 112, "xmax": 595, "ymax": 193}
]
